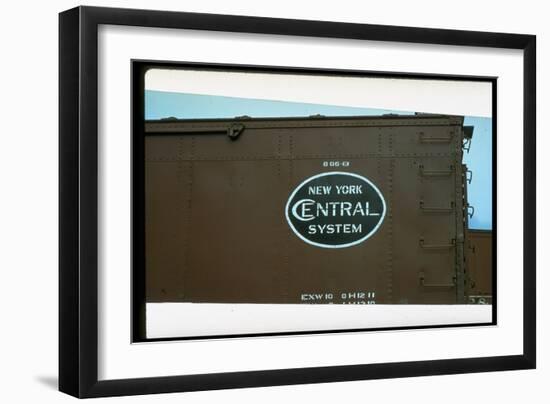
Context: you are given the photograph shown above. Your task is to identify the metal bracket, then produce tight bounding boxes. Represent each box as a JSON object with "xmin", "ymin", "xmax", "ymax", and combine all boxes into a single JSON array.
[
  {"xmin": 462, "ymin": 126, "xmax": 474, "ymax": 153},
  {"xmin": 227, "ymin": 123, "xmax": 245, "ymax": 140},
  {"xmin": 466, "ymin": 169, "xmax": 473, "ymax": 184},
  {"xmin": 462, "ymin": 137, "xmax": 472, "ymax": 153},
  {"xmin": 467, "ymin": 204, "xmax": 475, "ymax": 219}
]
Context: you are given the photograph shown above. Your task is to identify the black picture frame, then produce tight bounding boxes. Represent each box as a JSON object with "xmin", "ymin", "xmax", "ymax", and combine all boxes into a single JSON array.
[{"xmin": 59, "ymin": 5, "xmax": 536, "ymax": 398}]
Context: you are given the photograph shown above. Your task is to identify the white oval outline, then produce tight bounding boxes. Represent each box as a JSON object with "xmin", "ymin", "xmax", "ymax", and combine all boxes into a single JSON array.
[{"xmin": 284, "ymin": 171, "xmax": 387, "ymax": 249}]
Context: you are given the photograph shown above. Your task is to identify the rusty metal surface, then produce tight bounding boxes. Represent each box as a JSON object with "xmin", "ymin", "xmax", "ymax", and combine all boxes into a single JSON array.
[{"xmin": 144, "ymin": 114, "xmax": 474, "ymax": 304}]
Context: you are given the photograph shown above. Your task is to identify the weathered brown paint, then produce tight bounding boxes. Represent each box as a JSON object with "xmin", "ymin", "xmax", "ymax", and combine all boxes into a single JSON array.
[
  {"xmin": 466, "ymin": 230, "xmax": 493, "ymax": 304},
  {"xmin": 144, "ymin": 114, "xmax": 489, "ymax": 304}
]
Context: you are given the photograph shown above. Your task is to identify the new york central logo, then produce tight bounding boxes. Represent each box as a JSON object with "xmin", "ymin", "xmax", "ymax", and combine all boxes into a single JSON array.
[{"xmin": 285, "ymin": 172, "xmax": 386, "ymax": 248}]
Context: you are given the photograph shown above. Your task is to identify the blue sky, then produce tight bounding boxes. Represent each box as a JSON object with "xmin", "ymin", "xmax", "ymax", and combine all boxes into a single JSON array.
[{"xmin": 145, "ymin": 90, "xmax": 492, "ymax": 230}]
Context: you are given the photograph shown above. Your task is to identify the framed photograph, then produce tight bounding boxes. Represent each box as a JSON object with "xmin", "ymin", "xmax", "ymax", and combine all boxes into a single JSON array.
[{"xmin": 59, "ymin": 5, "xmax": 536, "ymax": 398}]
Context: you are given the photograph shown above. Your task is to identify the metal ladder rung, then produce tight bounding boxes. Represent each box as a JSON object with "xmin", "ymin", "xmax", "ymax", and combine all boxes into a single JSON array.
[
  {"xmin": 419, "ymin": 200, "xmax": 454, "ymax": 213},
  {"xmin": 419, "ymin": 238, "xmax": 456, "ymax": 249},
  {"xmin": 419, "ymin": 164, "xmax": 454, "ymax": 177},
  {"xmin": 419, "ymin": 272, "xmax": 456, "ymax": 288}
]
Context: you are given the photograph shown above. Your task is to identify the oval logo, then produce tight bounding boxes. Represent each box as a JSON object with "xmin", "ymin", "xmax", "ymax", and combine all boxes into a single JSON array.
[{"xmin": 285, "ymin": 172, "xmax": 386, "ymax": 248}]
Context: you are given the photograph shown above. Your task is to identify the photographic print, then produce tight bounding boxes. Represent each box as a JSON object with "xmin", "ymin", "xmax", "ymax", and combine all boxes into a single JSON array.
[
  {"xmin": 59, "ymin": 6, "xmax": 535, "ymax": 397},
  {"xmin": 133, "ymin": 63, "xmax": 495, "ymax": 340}
]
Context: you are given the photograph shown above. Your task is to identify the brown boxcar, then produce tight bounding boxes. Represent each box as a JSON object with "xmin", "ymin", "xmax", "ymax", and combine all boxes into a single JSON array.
[{"xmin": 143, "ymin": 114, "xmax": 480, "ymax": 304}]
